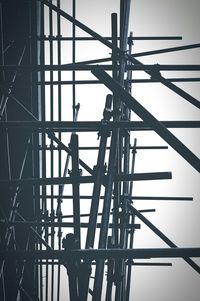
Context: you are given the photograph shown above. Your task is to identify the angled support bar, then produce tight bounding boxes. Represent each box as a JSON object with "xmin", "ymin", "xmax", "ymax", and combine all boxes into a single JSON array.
[
  {"xmin": 91, "ymin": 66, "xmax": 200, "ymax": 173},
  {"xmin": 133, "ymin": 42, "xmax": 200, "ymax": 57},
  {"xmin": 129, "ymin": 205, "xmax": 200, "ymax": 274}
]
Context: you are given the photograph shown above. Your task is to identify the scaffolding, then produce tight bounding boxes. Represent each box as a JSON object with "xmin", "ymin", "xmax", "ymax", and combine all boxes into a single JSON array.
[{"xmin": 0, "ymin": 0, "xmax": 200, "ymax": 300}]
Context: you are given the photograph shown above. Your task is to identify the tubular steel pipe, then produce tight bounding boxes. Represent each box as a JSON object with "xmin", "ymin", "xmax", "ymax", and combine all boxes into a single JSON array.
[
  {"xmin": 0, "ymin": 172, "xmax": 172, "ymax": 186},
  {"xmin": 111, "ymin": 12, "xmax": 121, "ymax": 270},
  {"xmin": 1, "ymin": 120, "xmax": 199, "ymax": 131},
  {"xmin": 92, "ymin": 127, "xmax": 119, "ymax": 301},
  {"xmin": 116, "ymin": 2, "xmax": 132, "ymax": 297},
  {"xmin": 2, "ymin": 63, "xmax": 200, "ymax": 71},
  {"xmin": 80, "ymin": 95, "xmax": 113, "ymax": 300},
  {"xmin": 31, "ymin": 145, "xmax": 168, "ymax": 151},
  {"xmin": 49, "ymin": 5, "xmax": 55, "ymax": 300},
  {"xmin": 133, "ymin": 42, "xmax": 200, "ymax": 57},
  {"xmin": 1, "ymin": 248, "xmax": 200, "ymax": 260},
  {"xmin": 72, "ymin": 0, "xmax": 76, "ymax": 119},
  {"xmin": 38, "ymin": 195, "xmax": 193, "ymax": 201},
  {"xmin": 56, "ymin": 1, "xmax": 63, "ymax": 298},
  {"xmin": 0, "ymin": 221, "xmax": 141, "ymax": 229},
  {"xmin": 85, "ymin": 95, "xmax": 113, "ymax": 250},
  {"xmin": 37, "ymin": 35, "xmax": 182, "ymax": 41},
  {"xmin": 37, "ymin": 2, "xmax": 45, "ymax": 299},
  {"xmin": 32, "ymin": 77, "xmax": 200, "ymax": 85},
  {"xmin": 71, "ymin": 134, "xmax": 81, "ymax": 247},
  {"xmin": 125, "ymin": 139, "xmax": 137, "ymax": 301}
]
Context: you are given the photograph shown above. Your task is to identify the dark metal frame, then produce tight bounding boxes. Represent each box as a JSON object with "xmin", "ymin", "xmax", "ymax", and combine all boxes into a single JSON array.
[{"xmin": 0, "ymin": 0, "xmax": 199, "ymax": 300}]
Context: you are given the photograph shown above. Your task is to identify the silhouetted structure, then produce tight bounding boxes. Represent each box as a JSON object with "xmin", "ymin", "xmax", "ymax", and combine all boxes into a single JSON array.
[{"xmin": 0, "ymin": 1, "xmax": 199, "ymax": 300}]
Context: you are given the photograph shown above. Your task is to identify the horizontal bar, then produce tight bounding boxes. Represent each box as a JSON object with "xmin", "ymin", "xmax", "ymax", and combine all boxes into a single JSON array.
[
  {"xmin": 31, "ymin": 77, "xmax": 200, "ymax": 85},
  {"xmin": 92, "ymin": 261, "xmax": 172, "ymax": 266},
  {"xmin": 1, "ymin": 248, "xmax": 199, "ymax": 260},
  {"xmin": 37, "ymin": 195, "xmax": 193, "ymax": 201},
  {"xmin": 138, "ymin": 209, "xmax": 156, "ymax": 213},
  {"xmin": 132, "ymin": 262, "xmax": 172, "ymax": 266},
  {"xmin": 32, "ymin": 145, "xmax": 168, "ymax": 151},
  {"xmin": 129, "ymin": 78, "xmax": 200, "ymax": 83},
  {"xmin": 0, "ymin": 172, "xmax": 172, "ymax": 186},
  {"xmin": 34, "ymin": 261, "xmax": 172, "ymax": 266},
  {"xmin": 59, "ymin": 209, "xmax": 153, "ymax": 219},
  {"xmin": 1, "ymin": 64, "xmax": 200, "ymax": 71},
  {"xmin": 37, "ymin": 35, "xmax": 182, "ymax": 41},
  {"xmin": 132, "ymin": 196, "xmax": 193, "ymax": 201},
  {"xmin": 117, "ymin": 172, "xmax": 172, "ymax": 181},
  {"xmin": 0, "ymin": 221, "xmax": 141, "ymax": 229},
  {"xmin": 1, "ymin": 121, "xmax": 199, "ymax": 131}
]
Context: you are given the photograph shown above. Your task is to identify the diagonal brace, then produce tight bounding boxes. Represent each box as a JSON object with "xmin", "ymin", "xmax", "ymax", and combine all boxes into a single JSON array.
[
  {"xmin": 129, "ymin": 205, "xmax": 200, "ymax": 274},
  {"xmin": 91, "ymin": 66, "xmax": 200, "ymax": 173}
]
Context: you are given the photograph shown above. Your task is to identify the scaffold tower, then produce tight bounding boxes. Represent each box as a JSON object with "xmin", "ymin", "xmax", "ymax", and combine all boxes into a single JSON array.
[{"xmin": 0, "ymin": 0, "xmax": 200, "ymax": 300}]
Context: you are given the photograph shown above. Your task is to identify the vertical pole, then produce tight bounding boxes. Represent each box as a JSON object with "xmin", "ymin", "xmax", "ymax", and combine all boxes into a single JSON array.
[
  {"xmin": 105, "ymin": 236, "xmax": 115, "ymax": 301},
  {"xmin": 119, "ymin": 0, "xmax": 131, "ymax": 85},
  {"xmin": 72, "ymin": 0, "xmax": 76, "ymax": 119},
  {"xmin": 92, "ymin": 127, "xmax": 119, "ymax": 301},
  {"xmin": 71, "ymin": 133, "xmax": 81, "ymax": 245},
  {"xmin": 85, "ymin": 94, "xmax": 112, "ymax": 250},
  {"xmin": 29, "ymin": 0, "xmax": 40, "ymax": 298},
  {"xmin": 115, "ymin": 1, "xmax": 131, "ymax": 299},
  {"xmin": 67, "ymin": 133, "xmax": 80, "ymax": 301},
  {"xmin": 56, "ymin": 0, "xmax": 62, "ymax": 299},
  {"xmin": 37, "ymin": 1, "xmax": 45, "ymax": 299},
  {"xmin": 111, "ymin": 13, "xmax": 120, "ymax": 251},
  {"xmin": 48, "ymin": 2, "xmax": 54, "ymax": 300},
  {"xmin": 105, "ymin": 13, "xmax": 119, "ymax": 300},
  {"xmin": 42, "ymin": 3, "xmax": 47, "ymax": 301},
  {"xmin": 126, "ymin": 139, "xmax": 137, "ymax": 301},
  {"xmin": 79, "ymin": 95, "xmax": 112, "ymax": 300}
]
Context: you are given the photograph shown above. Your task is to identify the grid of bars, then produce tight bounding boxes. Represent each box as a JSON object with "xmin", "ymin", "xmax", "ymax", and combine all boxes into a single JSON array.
[{"xmin": 0, "ymin": 0, "xmax": 200, "ymax": 300}]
